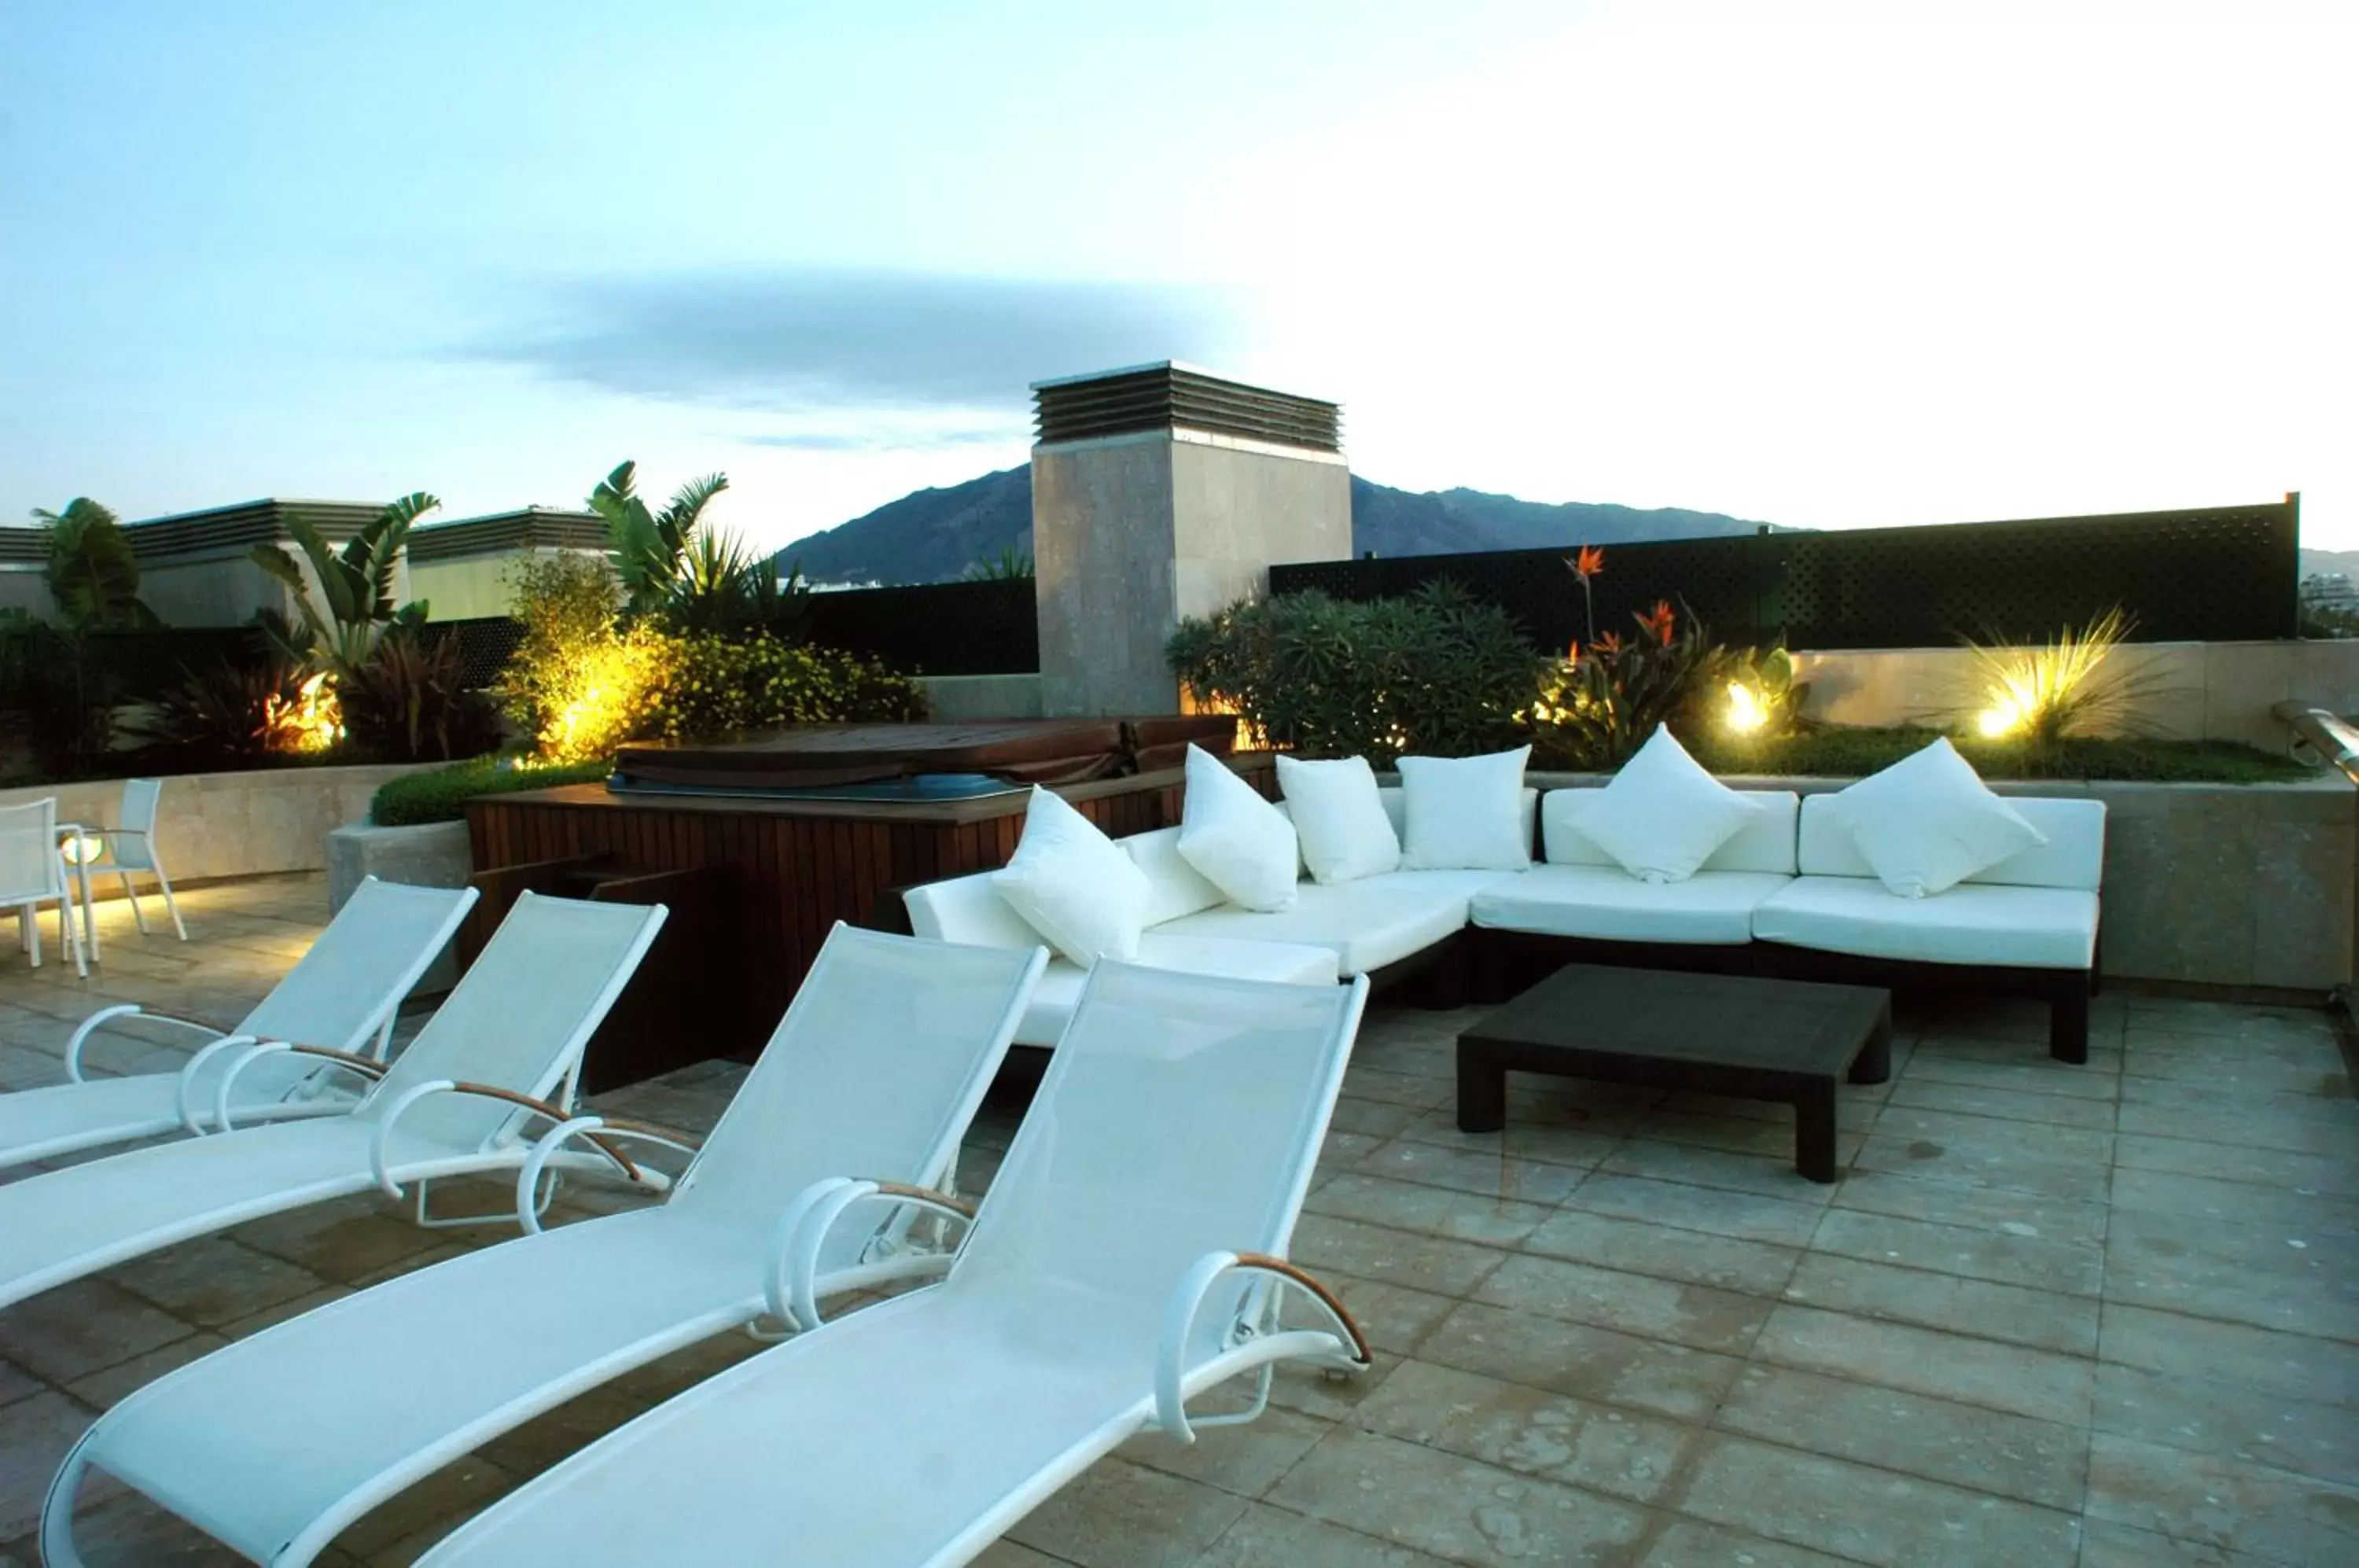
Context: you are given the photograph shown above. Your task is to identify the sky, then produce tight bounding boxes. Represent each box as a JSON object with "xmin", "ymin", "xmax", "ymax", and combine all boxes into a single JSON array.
[{"xmin": 2, "ymin": 0, "xmax": 2353, "ymax": 552}]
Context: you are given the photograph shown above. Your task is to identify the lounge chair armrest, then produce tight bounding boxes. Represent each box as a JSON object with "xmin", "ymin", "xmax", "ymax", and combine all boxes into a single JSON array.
[
  {"xmin": 516, "ymin": 1115, "xmax": 703, "ymax": 1233},
  {"xmin": 366, "ymin": 1080, "xmax": 647, "ymax": 1202},
  {"xmin": 71, "ymin": 1003, "xmax": 226, "ymax": 1082},
  {"xmin": 767, "ymin": 1176, "xmax": 977, "ymax": 1331},
  {"xmin": 207, "ymin": 1040, "xmax": 382, "ymax": 1132},
  {"xmin": 1154, "ymin": 1250, "xmax": 1372, "ymax": 1445},
  {"xmin": 173, "ymin": 1033, "xmax": 263, "ymax": 1133}
]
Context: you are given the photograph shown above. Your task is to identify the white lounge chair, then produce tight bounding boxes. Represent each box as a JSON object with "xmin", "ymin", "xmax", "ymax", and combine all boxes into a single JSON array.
[
  {"xmin": 41, "ymin": 924, "xmax": 1045, "ymax": 1568},
  {"xmin": 410, "ymin": 962, "xmax": 1373, "ymax": 1568},
  {"xmin": 0, "ymin": 889, "xmax": 664, "ymax": 1312},
  {"xmin": 0, "ymin": 877, "xmax": 479, "ymax": 1173}
]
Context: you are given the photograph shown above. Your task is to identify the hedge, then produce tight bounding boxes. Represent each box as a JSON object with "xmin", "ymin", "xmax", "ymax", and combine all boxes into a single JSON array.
[{"xmin": 370, "ymin": 756, "xmax": 611, "ymax": 826}]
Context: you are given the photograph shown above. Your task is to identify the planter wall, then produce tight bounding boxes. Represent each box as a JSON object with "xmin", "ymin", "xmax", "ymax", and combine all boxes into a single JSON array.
[
  {"xmin": 1532, "ymin": 771, "xmax": 2357, "ymax": 994},
  {"xmin": 0, "ymin": 762, "xmax": 440, "ymax": 887}
]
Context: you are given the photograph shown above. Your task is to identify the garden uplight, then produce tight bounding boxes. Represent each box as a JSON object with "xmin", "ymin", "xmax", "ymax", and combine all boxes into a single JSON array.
[{"xmin": 1724, "ymin": 682, "xmax": 1768, "ymax": 734}]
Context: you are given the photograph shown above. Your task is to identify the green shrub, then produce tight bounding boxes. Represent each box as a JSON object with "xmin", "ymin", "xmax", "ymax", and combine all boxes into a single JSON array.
[
  {"xmin": 1165, "ymin": 584, "xmax": 1544, "ymax": 760},
  {"xmin": 370, "ymin": 756, "xmax": 612, "ymax": 827},
  {"xmin": 339, "ymin": 631, "xmax": 503, "ymax": 763}
]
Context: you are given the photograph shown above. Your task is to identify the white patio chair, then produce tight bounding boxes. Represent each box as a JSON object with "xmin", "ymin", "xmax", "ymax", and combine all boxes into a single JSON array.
[
  {"xmin": 80, "ymin": 775, "xmax": 186, "ymax": 941},
  {"xmin": 2, "ymin": 797, "xmax": 86, "ymax": 977},
  {"xmin": 41, "ymin": 925, "xmax": 1047, "ymax": 1568},
  {"xmin": 0, "ymin": 889, "xmax": 665, "ymax": 1312},
  {"xmin": 407, "ymin": 962, "xmax": 1373, "ymax": 1568},
  {"xmin": 0, "ymin": 878, "xmax": 479, "ymax": 1172}
]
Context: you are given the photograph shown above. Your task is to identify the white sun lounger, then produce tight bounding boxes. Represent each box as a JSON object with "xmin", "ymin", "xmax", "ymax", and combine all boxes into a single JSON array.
[
  {"xmin": 407, "ymin": 962, "xmax": 1372, "ymax": 1568},
  {"xmin": 0, "ymin": 889, "xmax": 664, "ymax": 1313},
  {"xmin": 0, "ymin": 878, "xmax": 479, "ymax": 1174},
  {"xmin": 41, "ymin": 924, "xmax": 1045, "ymax": 1568}
]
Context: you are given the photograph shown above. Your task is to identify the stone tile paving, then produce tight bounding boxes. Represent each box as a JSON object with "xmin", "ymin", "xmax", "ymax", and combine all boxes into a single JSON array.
[{"xmin": 2, "ymin": 877, "xmax": 2356, "ymax": 1565}]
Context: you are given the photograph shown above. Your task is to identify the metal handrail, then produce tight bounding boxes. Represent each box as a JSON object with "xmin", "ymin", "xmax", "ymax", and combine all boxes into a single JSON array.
[{"xmin": 2275, "ymin": 702, "xmax": 2359, "ymax": 786}]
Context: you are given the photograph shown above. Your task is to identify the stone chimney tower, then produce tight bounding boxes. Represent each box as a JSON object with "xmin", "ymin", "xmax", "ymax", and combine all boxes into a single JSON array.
[{"xmin": 1030, "ymin": 363, "xmax": 1351, "ymax": 716}]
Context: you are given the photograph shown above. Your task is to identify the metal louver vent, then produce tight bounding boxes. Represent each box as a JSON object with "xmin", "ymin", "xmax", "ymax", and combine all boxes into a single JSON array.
[{"xmin": 1032, "ymin": 363, "xmax": 1340, "ymax": 452}]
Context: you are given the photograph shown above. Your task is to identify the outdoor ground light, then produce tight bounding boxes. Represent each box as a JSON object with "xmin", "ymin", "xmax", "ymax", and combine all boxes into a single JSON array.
[{"xmin": 1724, "ymin": 681, "xmax": 1768, "ymax": 734}]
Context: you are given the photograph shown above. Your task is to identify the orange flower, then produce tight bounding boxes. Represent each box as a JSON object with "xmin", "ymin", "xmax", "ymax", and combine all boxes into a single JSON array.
[
  {"xmin": 1593, "ymin": 630, "xmax": 1625, "ymax": 656},
  {"xmin": 1570, "ymin": 544, "xmax": 1606, "ymax": 581},
  {"xmin": 1566, "ymin": 639, "xmax": 1579, "ymax": 663},
  {"xmin": 1636, "ymin": 599, "xmax": 1676, "ymax": 647}
]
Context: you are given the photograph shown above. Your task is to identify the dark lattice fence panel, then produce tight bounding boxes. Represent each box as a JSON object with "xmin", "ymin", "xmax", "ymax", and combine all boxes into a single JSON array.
[
  {"xmin": 1272, "ymin": 499, "xmax": 2298, "ymax": 650},
  {"xmin": 799, "ymin": 578, "xmax": 1038, "ymax": 675},
  {"xmin": 424, "ymin": 617, "xmax": 528, "ymax": 691}
]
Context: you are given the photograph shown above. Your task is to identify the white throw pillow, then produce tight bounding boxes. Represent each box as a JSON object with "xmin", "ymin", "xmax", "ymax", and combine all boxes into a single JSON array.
[
  {"xmin": 1275, "ymin": 754, "xmax": 1401, "ymax": 885},
  {"xmin": 1566, "ymin": 725, "xmax": 1763, "ymax": 884},
  {"xmin": 1176, "ymin": 745, "xmax": 1299, "ymax": 911},
  {"xmin": 991, "ymin": 786, "xmax": 1152, "ymax": 965},
  {"xmin": 1397, "ymin": 746, "xmax": 1533, "ymax": 871},
  {"xmin": 1827, "ymin": 736, "xmax": 2047, "ymax": 898}
]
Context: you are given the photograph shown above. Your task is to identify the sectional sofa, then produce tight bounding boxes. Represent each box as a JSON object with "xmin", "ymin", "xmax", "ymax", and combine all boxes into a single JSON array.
[{"xmin": 898, "ymin": 779, "xmax": 2105, "ymax": 1063}]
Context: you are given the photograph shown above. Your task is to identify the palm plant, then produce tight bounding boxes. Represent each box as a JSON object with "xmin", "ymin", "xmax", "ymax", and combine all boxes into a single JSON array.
[
  {"xmin": 248, "ymin": 492, "xmax": 438, "ymax": 677},
  {"xmin": 589, "ymin": 461, "xmax": 734, "ymax": 617},
  {"xmin": 34, "ymin": 498, "xmax": 157, "ymax": 630},
  {"xmin": 966, "ymin": 543, "xmax": 1035, "ymax": 582}
]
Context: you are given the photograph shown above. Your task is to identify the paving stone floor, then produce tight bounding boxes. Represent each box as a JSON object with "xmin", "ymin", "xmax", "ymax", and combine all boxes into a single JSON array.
[{"xmin": 2, "ymin": 875, "xmax": 2356, "ymax": 1566}]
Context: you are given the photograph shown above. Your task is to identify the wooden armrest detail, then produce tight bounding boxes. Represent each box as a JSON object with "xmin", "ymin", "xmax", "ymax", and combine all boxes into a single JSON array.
[
  {"xmin": 870, "ymin": 1180, "xmax": 977, "ymax": 1220},
  {"xmin": 286, "ymin": 1043, "xmax": 386, "ymax": 1079},
  {"xmin": 445, "ymin": 1080, "xmax": 642, "ymax": 1183},
  {"xmin": 594, "ymin": 1115, "xmax": 704, "ymax": 1150},
  {"xmin": 1234, "ymin": 1252, "xmax": 1372, "ymax": 1364}
]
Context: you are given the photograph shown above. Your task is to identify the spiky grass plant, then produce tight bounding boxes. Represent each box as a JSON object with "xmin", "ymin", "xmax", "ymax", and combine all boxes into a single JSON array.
[{"xmin": 1965, "ymin": 607, "xmax": 2164, "ymax": 749}]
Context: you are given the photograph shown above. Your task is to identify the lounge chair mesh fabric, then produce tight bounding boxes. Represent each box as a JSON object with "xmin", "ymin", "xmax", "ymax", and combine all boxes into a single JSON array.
[
  {"xmin": 45, "ymin": 926, "xmax": 1044, "ymax": 1568},
  {"xmin": 0, "ymin": 892, "xmax": 660, "ymax": 1312},
  {"xmin": 0, "ymin": 879, "xmax": 477, "ymax": 1171},
  {"xmin": 417, "ymin": 962, "xmax": 1367, "ymax": 1568}
]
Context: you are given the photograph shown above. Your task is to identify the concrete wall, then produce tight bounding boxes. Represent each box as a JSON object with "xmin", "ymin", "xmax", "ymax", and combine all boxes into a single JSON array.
[
  {"xmin": 409, "ymin": 547, "xmax": 605, "ymax": 621},
  {"xmin": 918, "ymin": 672, "xmax": 1044, "ymax": 720},
  {"xmin": 0, "ymin": 762, "xmax": 436, "ymax": 887},
  {"xmin": 1794, "ymin": 639, "xmax": 2359, "ymax": 748},
  {"xmin": 1529, "ymin": 770, "xmax": 2359, "ymax": 994},
  {"xmin": 1033, "ymin": 428, "xmax": 1351, "ymax": 716}
]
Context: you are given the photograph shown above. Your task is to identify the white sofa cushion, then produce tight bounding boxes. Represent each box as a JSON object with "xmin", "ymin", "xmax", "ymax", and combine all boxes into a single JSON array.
[
  {"xmin": 990, "ymin": 787, "xmax": 1153, "ymax": 966},
  {"xmin": 1280, "ymin": 786, "xmax": 1537, "ymax": 875},
  {"xmin": 1473, "ymin": 865, "xmax": 1793, "ymax": 946},
  {"xmin": 1356, "ymin": 867, "xmax": 1527, "ymax": 901},
  {"xmin": 1014, "ymin": 933, "xmax": 1341, "ymax": 1047},
  {"xmin": 1397, "ymin": 747, "xmax": 1533, "ymax": 871},
  {"xmin": 1119, "ymin": 826, "xmax": 1227, "ymax": 926},
  {"xmin": 1821, "ymin": 738, "xmax": 2045, "ymax": 898},
  {"xmin": 1753, "ymin": 876, "xmax": 2100, "ymax": 970},
  {"xmin": 1154, "ymin": 878, "xmax": 1470, "ymax": 976},
  {"xmin": 1798, "ymin": 793, "xmax": 2106, "ymax": 892},
  {"xmin": 1545, "ymin": 788, "xmax": 1800, "ymax": 875},
  {"xmin": 1555, "ymin": 726, "xmax": 1763, "ymax": 884},
  {"xmin": 1275, "ymin": 755, "xmax": 1401, "ymax": 884},
  {"xmin": 1176, "ymin": 744, "xmax": 1298, "ymax": 911},
  {"xmin": 903, "ymin": 869, "xmax": 1041, "ymax": 950}
]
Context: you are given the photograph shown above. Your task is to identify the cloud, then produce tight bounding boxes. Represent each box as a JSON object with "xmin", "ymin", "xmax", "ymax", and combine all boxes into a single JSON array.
[
  {"xmin": 739, "ymin": 422, "xmax": 1028, "ymax": 452},
  {"xmin": 475, "ymin": 269, "xmax": 1243, "ymax": 431}
]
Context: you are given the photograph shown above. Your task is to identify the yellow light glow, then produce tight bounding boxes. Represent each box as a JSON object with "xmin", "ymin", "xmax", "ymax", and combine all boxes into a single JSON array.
[
  {"xmin": 60, "ymin": 832, "xmax": 105, "ymax": 865},
  {"xmin": 1724, "ymin": 681, "xmax": 1767, "ymax": 734},
  {"xmin": 267, "ymin": 671, "xmax": 344, "ymax": 754},
  {"xmin": 1977, "ymin": 700, "xmax": 2022, "ymax": 738}
]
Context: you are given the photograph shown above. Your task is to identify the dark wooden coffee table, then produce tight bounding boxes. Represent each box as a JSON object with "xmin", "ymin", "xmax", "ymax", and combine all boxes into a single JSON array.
[{"xmin": 1456, "ymin": 963, "xmax": 1891, "ymax": 1183}]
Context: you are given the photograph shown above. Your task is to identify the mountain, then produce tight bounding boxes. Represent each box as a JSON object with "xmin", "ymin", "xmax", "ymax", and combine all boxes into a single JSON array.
[
  {"xmin": 2301, "ymin": 549, "xmax": 2359, "ymax": 582},
  {"xmin": 778, "ymin": 465, "xmax": 1769, "ymax": 585}
]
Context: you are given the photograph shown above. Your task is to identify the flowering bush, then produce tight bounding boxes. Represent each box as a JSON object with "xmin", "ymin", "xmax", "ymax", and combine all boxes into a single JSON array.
[
  {"xmin": 649, "ymin": 633, "xmax": 926, "ymax": 741},
  {"xmin": 498, "ymin": 554, "xmax": 926, "ymax": 763}
]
